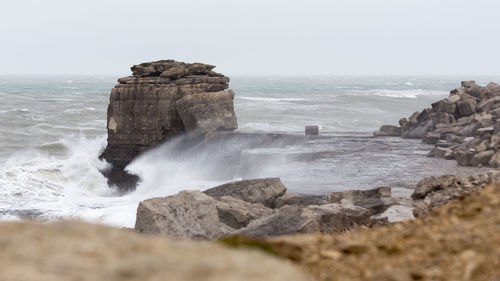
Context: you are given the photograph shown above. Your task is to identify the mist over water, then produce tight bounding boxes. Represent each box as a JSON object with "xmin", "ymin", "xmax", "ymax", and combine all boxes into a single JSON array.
[{"xmin": 0, "ymin": 75, "xmax": 496, "ymax": 227}]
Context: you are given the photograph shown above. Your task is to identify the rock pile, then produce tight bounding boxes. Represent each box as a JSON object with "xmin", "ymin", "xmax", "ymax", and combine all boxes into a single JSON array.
[
  {"xmin": 374, "ymin": 81, "xmax": 500, "ymax": 167},
  {"xmin": 135, "ymin": 178, "xmax": 433, "ymax": 239},
  {"xmin": 100, "ymin": 60, "xmax": 238, "ymax": 189}
]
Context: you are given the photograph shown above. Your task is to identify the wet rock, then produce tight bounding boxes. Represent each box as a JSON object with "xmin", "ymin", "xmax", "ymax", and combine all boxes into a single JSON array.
[
  {"xmin": 203, "ymin": 178, "xmax": 287, "ymax": 208},
  {"xmin": 471, "ymin": 150, "xmax": 495, "ymax": 166},
  {"xmin": 373, "ymin": 125, "xmax": 401, "ymax": 137},
  {"xmin": 215, "ymin": 196, "xmax": 274, "ymax": 229},
  {"xmin": 135, "ymin": 190, "xmax": 232, "ymax": 239},
  {"xmin": 175, "ymin": 90, "xmax": 238, "ymax": 134}
]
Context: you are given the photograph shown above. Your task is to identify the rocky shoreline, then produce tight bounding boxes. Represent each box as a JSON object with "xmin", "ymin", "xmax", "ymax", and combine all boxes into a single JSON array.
[{"xmin": 374, "ymin": 81, "xmax": 500, "ymax": 168}]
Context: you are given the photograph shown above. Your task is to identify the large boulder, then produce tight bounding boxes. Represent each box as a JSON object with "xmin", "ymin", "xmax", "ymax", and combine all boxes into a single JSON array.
[
  {"xmin": 175, "ymin": 89, "xmax": 238, "ymax": 134},
  {"xmin": 135, "ymin": 190, "xmax": 232, "ymax": 239},
  {"xmin": 327, "ymin": 186, "xmax": 391, "ymax": 203},
  {"xmin": 203, "ymin": 178, "xmax": 287, "ymax": 208},
  {"xmin": 0, "ymin": 221, "xmax": 310, "ymax": 281},
  {"xmin": 215, "ymin": 196, "xmax": 274, "ymax": 229},
  {"xmin": 456, "ymin": 99, "xmax": 477, "ymax": 117},
  {"xmin": 471, "ymin": 150, "xmax": 495, "ymax": 166}
]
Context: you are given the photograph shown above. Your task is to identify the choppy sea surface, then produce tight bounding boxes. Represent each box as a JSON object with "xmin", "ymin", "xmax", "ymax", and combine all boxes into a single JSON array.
[{"xmin": 0, "ymin": 75, "xmax": 495, "ymax": 227}]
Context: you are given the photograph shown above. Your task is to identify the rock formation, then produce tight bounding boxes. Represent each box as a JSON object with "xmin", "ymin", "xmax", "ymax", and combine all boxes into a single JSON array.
[
  {"xmin": 100, "ymin": 60, "xmax": 238, "ymax": 189},
  {"xmin": 0, "ymin": 221, "xmax": 311, "ymax": 281},
  {"xmin": 374, "ymin": 81, "xmax": 500, "ymax": 167}
]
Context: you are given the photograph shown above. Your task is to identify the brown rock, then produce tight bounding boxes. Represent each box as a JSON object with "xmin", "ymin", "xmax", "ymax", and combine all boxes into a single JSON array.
[
  {"xmin": 0, "ymin": 221, "xmax": 310, "ymax": 281},
  {"xmin": 175, "ymin": 90, "xmax": 238, "ymax": 134},
  {"xmin": 471, "ymin": 150, "xmax": 495, "ymax": 166},
  {"xmin": 215, "ymin": 196, "xmax": 274, "ymax": 229},
  {"xmin": 457, "ymin": 99, "xmax": 478, "ymax": 117},
  {"xmin": 373, "ymin": 125, "xmax": 401, "ymax": 137}
]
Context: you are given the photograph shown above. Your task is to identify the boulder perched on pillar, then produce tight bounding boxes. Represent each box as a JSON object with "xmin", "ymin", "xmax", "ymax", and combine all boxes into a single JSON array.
[{"xmin": 100, "ymin": 60, "xmax": 238, "ymax": 189}]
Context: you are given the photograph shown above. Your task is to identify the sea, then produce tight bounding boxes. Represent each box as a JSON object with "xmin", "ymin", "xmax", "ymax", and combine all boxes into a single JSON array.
[{"xmin": 0, "ymin": 75, "xmax": 496, "ymax": 227}]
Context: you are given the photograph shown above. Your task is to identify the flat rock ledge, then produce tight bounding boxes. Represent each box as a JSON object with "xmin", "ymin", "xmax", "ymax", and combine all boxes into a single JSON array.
[
  {"xmin": 134, "ymin": 172, "xmax": 500, "ymax": 239},
  {"xmin": 100, "ymin": 60, "xmax": 238, "ymax": 190},
  {"xmin": 374, "ymin": 81, "xmax": 500, "ymax": 168}
]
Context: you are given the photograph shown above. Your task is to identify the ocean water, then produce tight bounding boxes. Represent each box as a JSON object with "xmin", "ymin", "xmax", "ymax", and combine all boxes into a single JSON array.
[{"xmin": 0, "ymin": 75, "xmax": 495, "ymax": 227}]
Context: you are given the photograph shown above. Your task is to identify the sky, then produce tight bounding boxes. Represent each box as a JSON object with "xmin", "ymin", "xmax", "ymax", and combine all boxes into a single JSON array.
[{"xmin": 0, "ymin": 0, "xmax": 499, "ymax": 76}]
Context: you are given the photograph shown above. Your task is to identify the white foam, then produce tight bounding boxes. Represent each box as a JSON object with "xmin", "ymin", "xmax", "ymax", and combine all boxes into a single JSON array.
[{"xmin": 237, "ymin": 96, "xmax": 307, "ymax": 102}]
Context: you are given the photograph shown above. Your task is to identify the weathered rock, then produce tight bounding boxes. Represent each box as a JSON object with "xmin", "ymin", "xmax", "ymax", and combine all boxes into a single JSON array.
[
  {"xmin": 175, "ymin": 90, "xmax": 238, "ymax": 134},
  {"xmin": 373, "ymin": 125, "xmax": 401, "ymax": 137},
  {"xmin": 455, "ymin": 149, "xmax": 474, "ymax": 166},
  {"xmin": 461, "ymin": 80, "xmax": 477, "ymax": 88},
  {"xmin": 401, "ymin": 119, "xmax": 433, "ymax": 139},
  {"xmin": 0, "ymin": 221, "xmax": 310, "ymax": 281},
  {"xmin": 135, "ymin": 190, "xmax": 232, "ymax": 239},
  {"xmin": 236, "ymin": 203, "xmax": 373, "ymax": 238},
  {"xmin": 431, "ymin": 99, "xmax": 456, "ymax": 114},
  {"xmin": 410, "ymin": 174, "xmax": 499, "ymax": 208},
  {"xmin": 423, "ymin": 132, "xmax": 441, "ymax": 144},
  {"xmin": 456, "ymin": 99, "xmax": 477, "ymax": 117},
  {"xmin": 215, "ymin": 196, "xmax": 274, "ymax": 229},
  {"xmin": 430, "ymin": 112, "xmax": 452, "ymax": 125},
  {"xmin": 488, "ymin": 152, "xmax": 500, "ymax": 167},
  {"xmin": 471, "ymin": 150, "xmax": 495, "ymax": 166},
  {"xmin": 275, "ymin": 193, "xmax": 328, "ymax": 208},
  {"xmin": 100, "ymin": 60, "xmax": 235, "ymax": 189},
  {"xmin": 203, "ymin": 178, "xmax": 287, "ymax": 208},
  {"xmin": 327, "ymin": 186, "xmax": 391, "ymax": 203},
  {"xmin": 486, "ymin": 82, "xmax": 500, "ymax": 97}
]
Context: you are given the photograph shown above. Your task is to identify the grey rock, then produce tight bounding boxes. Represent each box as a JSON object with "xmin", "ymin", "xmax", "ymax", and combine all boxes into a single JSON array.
[
  {"xmin": 175, "ymin": 90, "xmax": 238, "ymax": 134},
  {"xmin": 373, "ymin": 125, "xmax": 401, "ymax": 137},
  {"xmin": 430, "ymin": 112, "xmax": 452, "ymax": 125},
  {"xmin": 203, "ymin": 178, "xmax": 287, "ymax": 208},
  {"xmin": 457, "ymin": 99, "xmax": 477, "ymax": 117},
  {"xmin": 455, "ymin": 149, "xmax": 474, "ymax": 166},
  {"xmin": 488, "ymin": 152, "xmax": 500, "ymax": 167},
  {"xmin": 423, "ymin": 132, "xmax": 441, "ymax": 144},
  {"xmin": 466, "ymin": 85, "xmax": 487, "ymax": 99},
  {"xmin": 215, "ymin": 196, "xmax": 274, "ymax": 229},
  {"xmin": 402, "ymin": 119, "xmax": 433, "ymax": 139},
  {"xmin": 135, "ymin": 190, "xmax": 232, "ymax": 239},
  {"xmin": 275, "ymin": 193, "xmax": 328, "ymax": 208},
  {"xmin": 305, "ymin": 126, "xmax": 319, "ymax": 135},
  {"xmin": 236, "ymin": 203, "xmax": 372, "ymax": 238},
  {"xmin": 461, "ymin": 81, "xmax": 477, "ymax": 88},
  {"xmin": 431, "ymin": 99, "xmax": 456, "ymax": 114},
  {"xmin": 327, "ymin": 186, "xmax": 391, "ymax": 203},
  {"xmin": 471, "ymin": 150, "xmax": 495, "ymax": 166}
]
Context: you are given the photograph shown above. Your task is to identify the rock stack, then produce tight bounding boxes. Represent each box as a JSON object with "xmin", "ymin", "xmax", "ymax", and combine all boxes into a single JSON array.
[
  {"xmin": 100, "ymin": 60, "xmax": 238, "ymax": 189},
  {"xmin": 374, "ymin": 81, "xmax": 500, "ymax": 167}
]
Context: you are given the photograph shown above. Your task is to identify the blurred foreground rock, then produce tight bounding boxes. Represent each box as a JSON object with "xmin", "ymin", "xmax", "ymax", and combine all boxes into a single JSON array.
[{"xmin": 0, "ymin": 221, "xmax": 311, "ymax": 281}]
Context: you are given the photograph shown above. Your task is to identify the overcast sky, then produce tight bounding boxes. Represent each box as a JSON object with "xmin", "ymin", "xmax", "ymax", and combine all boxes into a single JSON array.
[{"xmin": 1, "ymin": 0, "xmax": 499, "ymax": 76}]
